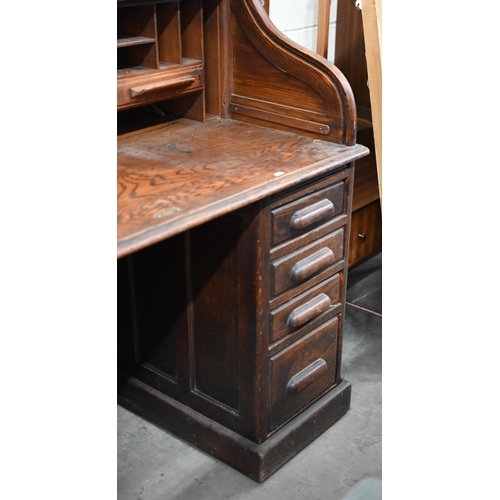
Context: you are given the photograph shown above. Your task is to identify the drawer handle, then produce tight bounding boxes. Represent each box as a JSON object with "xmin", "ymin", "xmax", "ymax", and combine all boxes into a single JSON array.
[
  {"xmin": 286, "ymin": 358, "xmax": 328, "ymax": 393},
  {"xmin": 287, "ymin": 293, "xmax": 332, "ymax": 328},
  {"xmin": 290, "ymin": 248, "xmax": 335, "ymax": 281},
  {"xmin": 289, "ymin": 199, "xmax": 335, "ymax": 230},
  {"xmin": 130, "ymin": 76, "xmax": 195, "ymax": 97}
]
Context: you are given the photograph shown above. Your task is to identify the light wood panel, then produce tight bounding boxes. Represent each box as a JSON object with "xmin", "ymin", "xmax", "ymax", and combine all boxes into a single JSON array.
[
  {"xmin": 360, "ymin": 0, "xmax": 382, "ymax": 205},
  {"xmin": 316, "ymin": 0, "xmax": 331, "ymax": 58}
]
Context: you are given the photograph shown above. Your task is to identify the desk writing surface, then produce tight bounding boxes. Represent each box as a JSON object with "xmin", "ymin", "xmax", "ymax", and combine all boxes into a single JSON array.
[{"xmin": 117, "ymin": 118, "xmax": 368, "ymax": 257}]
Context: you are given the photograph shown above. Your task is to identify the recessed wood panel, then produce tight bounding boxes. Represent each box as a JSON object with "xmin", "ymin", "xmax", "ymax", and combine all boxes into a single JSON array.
[
  {"xmin": 269, "ymin": 317, "xmax": 339, "ymax": 430},
  {"xmin": 190, "ymin": 216, "xmax": 242, "ymax": 410}
]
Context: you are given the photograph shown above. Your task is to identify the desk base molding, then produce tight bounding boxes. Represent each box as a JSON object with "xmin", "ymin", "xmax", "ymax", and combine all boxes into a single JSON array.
[{"xmin": 118, "ymin": 374, "xmax": 351, "ymax": 482}]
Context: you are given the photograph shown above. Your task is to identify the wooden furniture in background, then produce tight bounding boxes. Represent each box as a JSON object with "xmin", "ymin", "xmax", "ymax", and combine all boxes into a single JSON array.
[
  {"xmin": 335, "ymin": 0, "xmax": 382, "ymax": 267},
  {"xmin": 316, "ymin": 0, "xmax": 331, "ymax": 58},
  {"xmin": 117, "ymin": 0, "xmax": 368, "ymax": 482},
  {"xmin": 360, "ymin": 0, "xmax": 382, "ymax": 204}
]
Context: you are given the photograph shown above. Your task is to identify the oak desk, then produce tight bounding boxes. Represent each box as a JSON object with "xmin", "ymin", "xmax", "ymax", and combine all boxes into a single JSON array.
[{"xmin": 117, "ymin": 0, "xmax": 369, "ymax": 482}]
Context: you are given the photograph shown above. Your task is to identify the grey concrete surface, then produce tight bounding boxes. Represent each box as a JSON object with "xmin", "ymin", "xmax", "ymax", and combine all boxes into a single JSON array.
[{"xmin": 118, "ymin": 251, "xmax": 382, "ymax": 500}]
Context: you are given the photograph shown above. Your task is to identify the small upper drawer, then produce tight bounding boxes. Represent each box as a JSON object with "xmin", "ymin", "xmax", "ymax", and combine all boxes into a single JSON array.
[
  {"xmin": 271, "ymin": 228, "xmax": 344, "ymax": 298},
  {"xmin": 271, "ymin": 181, "xmax": 345, "ymax": 246},
  {"xmin": 269, "ymin": 317, "xmax": 339, "ymax": 430},
  {"xmin": 270, "ymin": 274, "xmax": 340, "ymax": 344},
  {"xmin": 117, "ymin": 64, "xmax": 204, "ymax": 110}
]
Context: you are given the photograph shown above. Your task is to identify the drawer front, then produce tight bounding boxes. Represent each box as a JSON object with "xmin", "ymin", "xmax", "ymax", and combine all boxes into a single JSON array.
[
  {"xmin": 269, "ymin": 317, "xmax": 339, "ymax": 430},
  {"xmin": 117, "ymin": 65, "xmax": 204, "ymax": 110},
  {"xmin": 271, "ymin": 228, "xmax": 344, "ymax": 298},
  {"xmin": 271, "ymin": 181, "xmax": 345, "ymax": 246},
  {"xmin": 348, "ymin": 200, "xmax": 382, "ymax": 267},
  {"xmin": 270, "ymin": 274, "xmax": 340, "ymax": 344}
]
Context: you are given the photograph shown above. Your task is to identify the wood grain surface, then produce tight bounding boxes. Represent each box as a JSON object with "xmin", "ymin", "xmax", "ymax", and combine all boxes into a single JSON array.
[{"xmin": 117, "ymin": 118, "xmax": 367, "ymax": 257}]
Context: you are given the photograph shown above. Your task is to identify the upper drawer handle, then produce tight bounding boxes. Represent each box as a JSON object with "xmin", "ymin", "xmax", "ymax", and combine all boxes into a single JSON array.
[
  {"xmin": 289, "ymin": 199, "xmax": 335, "ymax": 230},
  {"xmin": 286, "ymin": 358, "xmax": 328, "ymax": 393},
  {"xmin": 130, "ymin": 76, "xmax": 196, "ymax": 97},
  {"xmin": 290, "ymin": 247, "xmax": 335, "ymax": 282},
  {"xmin": 287, "ymin": 293, "xmax": 332, "ymax": 328}
]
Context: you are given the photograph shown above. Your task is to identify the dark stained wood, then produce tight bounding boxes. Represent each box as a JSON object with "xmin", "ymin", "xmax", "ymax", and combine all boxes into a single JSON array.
[
  {"xmin": 270, "ymin": 168, "xmax": 350, "ymax": 208},
  {"xmin": 190, "ymin": 216, "xmax": 242, "ymax": 410},
  {"xmin": 117, "ymin": 118, "xmax": 367, "ymax": 257},
  {"xmin": 290, "ymin": 248, "xmax": 335, "ymax": 281},
  {"xmin": 270, "ymin": 217, "xmax": 347, "ymax": 264},
  {"xmin": 230, "ymin": 1, "xmax": 356, "ymax": 144},
  {"xmin": 117, "ymin": 257, "xmax": 136, "ymax": 372},
  {"xmin": 289, "ymin": 200, "xmax": 335, "ymax": 230},
  {"xmin": 117, "ymin": 3, "xmax": 158, "ymax": 71},
  {"xmin": 335, "ymin": 0, "xmax": 382, "ymax": 264},
  {"xmin": 180, "ymin": 0, "xmax": 203, "ymax": 60},
  {"xmin": 117, "ymin": 0, "xmax": 367, "ymax": 482},
  {"xmin": 272, "ymin": 180, "xmax": 345, "ymax": 245},
  {"xmin": 271, "ymin": 228, "xmax": 344, "ymax": 297},
  {"xmin": 117, "ymin": 0, "xmax": 205, "ymax": 111},
  {"xmin": 117, "ymin": 36, "xmax": 156, "ymax": 48},
  {"xmin": 287, "ymin": 292, "xmax": 332, "ymax": 328},
  {"xmin": 286, "ymin": 358, "xmax": 328, "ymax": 393},
  {"xmin": 202, "ymin": 0, "xmax": 231, "ymax": 117},
  {"xmin": 130, "ymin": 75, "xmax": 195, "ymax": 97},
  {"xmin": 352, "ymin": 126, "xmax": 378, "ymax": 212},
  {"xmin": 157, "ymin": 88, "xmax": 206, "ymax": 121},
  {"xmin": 117, "ymin": 62, "xmax": 204, "ymax": 110},
  {"xmin": 156, "ymin": 1, "xmax": 182, "ymax": 64},
  {"xmin": 118, "ymin": 3, "xmax": 157, "ymax": 44},
  {"xmin": 229, "ymin": 102, "xmax": 332, "ymax": 136},
  {"xmin": 129, "ymin": 235, "xmax": 187, "ymax": 381},
  {"xmin": 334, "ymin": 0, "xmax": 370, "ymax": 109},
  {"xmin": 348, "ymin": 199, "xmax": 382, "ymax": 267},
  {"xmin": 118, "ymin": 373, "xmax": 351, "ymax": 482},
  {"xmin": 269, "ymin": 317, "xmax": 338, "ymax": 429},
  {"xmin": 270, "ymin": 273, "xmax": 340, "ymax": 344}
]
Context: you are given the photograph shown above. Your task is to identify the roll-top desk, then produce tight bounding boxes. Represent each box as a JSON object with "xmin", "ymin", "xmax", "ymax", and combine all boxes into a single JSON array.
[{"xmin": 117, "ymin": 0, "xmax": 369, "ymax": 482}]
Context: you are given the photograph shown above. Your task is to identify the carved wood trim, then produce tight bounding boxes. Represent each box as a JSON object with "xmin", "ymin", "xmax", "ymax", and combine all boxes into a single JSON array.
[{"xmin": 230, "ymin": 0, "xmax": 357, "ymax": 145}]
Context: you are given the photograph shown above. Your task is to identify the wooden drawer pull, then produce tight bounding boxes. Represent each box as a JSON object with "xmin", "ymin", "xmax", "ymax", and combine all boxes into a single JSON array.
[
  {"xmin": 287, "ymin": 293, "xmax": 332, "ymax": 328},
  {"xmin": 130, "ymin": 76, "xmax": 195, "ymax": 97},
  {"xmin": 290, "ymin": 248, "xmax": 335, "ymax": 281},
  {"xmin": 289, "ymin": 199, "xmax": 335, "ymax": 230},
  {"xmin": 286, "ymin": 358, "xmax": 328, "ymax": 393}
]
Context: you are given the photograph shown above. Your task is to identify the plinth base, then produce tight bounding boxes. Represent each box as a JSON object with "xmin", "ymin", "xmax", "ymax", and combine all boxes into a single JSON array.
[{"xmin": 118, "ymin": 376, "xmax": 351, "ymax": 482}]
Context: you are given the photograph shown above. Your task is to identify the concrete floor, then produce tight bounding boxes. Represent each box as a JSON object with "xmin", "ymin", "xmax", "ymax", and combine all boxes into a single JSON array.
[{"xmin": 118, "ymin": 251, "xmax": 382, "ymax": 500}]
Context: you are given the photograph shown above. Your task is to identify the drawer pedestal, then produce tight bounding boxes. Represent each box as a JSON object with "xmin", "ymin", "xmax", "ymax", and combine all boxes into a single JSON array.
[{"xmin": 118, "ymin": 166, "xmax": 354, "ymax": 482}]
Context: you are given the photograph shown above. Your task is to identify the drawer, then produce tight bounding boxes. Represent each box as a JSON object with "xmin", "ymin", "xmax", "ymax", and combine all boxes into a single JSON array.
[
  {"xmin": 270, "ymin": 274, "xmax": 340, "ymax": 344},
  {"xmin": 269, "ymin": 317, "xmax": 339, "ymax": 430},
  {"xmin": 271, "ymin": 228, "xmax": 344, "ymax": 298},
  {"xmin": 348, "ymin": 200, "xmax": 382, "ymax": 267},
  {"xmin": 117, "ymin": 64, "xmax": 204, "ymax": 110},
  {"xmin": 271, "ymin": 181, "xmax": 345, "ymax": 246}
]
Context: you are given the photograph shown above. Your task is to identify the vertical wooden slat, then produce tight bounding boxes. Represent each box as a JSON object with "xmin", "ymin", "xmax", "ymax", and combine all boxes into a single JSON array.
[
  {"xmin": 360, "ymin": 0, "xmax": 382, "ymax": 206},
  {"xmin": 316, "ymin": 0, "xmax": 331, "ymax": 58},
  {"xmin": 156, "ymin": 1, "xmax": 182, "ymax": 65}
]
